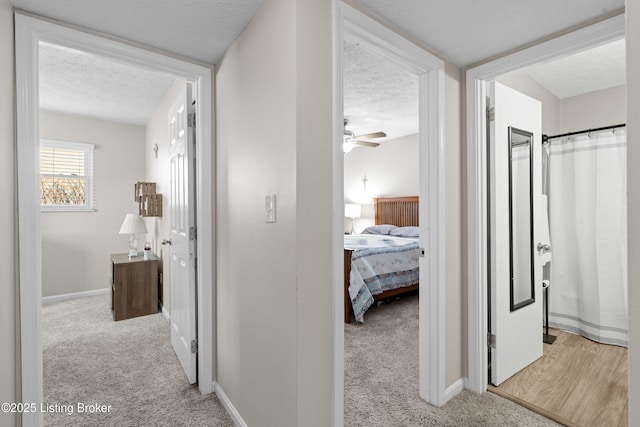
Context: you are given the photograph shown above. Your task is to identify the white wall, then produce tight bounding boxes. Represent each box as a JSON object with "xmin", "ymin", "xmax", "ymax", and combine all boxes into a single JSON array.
[
  {"xmin": 444, "ymin": 61, "xmax": 463, "ymax": 388},
  {"xmin": 0, "ymin": 0, "xmax": 17, "ymax": 425},
  {"xmin": 144, "ymin": 79, "xmax": 186, "ymax": 312},
  {"xmin": 560, "ymin": 84, "xmax": 625, "ymax": 132},
  {"xmin": 497, "ymin": 71, "xmax": 561, "ymax": 135},
  {"xmin": 216, "ymin": 0, "xmax": 334, "ymax": 424},
  {"xmin": 497, "ymin": 71, "xmax": 625, "ymax": 136},
  {"xmin": 216, "ymin": 0, "xmax": 299, "ymax": 425},
  {"xmin": 626, "ymin": 1, "xmax": 639, "ymax": 424},
  {"xmin": 39, "ymin": 112, "xmax": 147, "ymax": 297},
  {"xmin": 294, "ymin": 1, "xmax": 334, "ymax": 422},
  {"xmin": 343, "ymin": 133, "xmax": 418, "ymax": 232}
]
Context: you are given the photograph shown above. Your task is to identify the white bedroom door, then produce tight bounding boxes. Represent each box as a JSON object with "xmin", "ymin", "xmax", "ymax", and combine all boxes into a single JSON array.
[
  {"xmin": 488, "ymin": 82, "xmax": 543, "ymax": 386},
  {"xmin": 168, "ymin": 84, "xmax": 198, "ymax": 384}
]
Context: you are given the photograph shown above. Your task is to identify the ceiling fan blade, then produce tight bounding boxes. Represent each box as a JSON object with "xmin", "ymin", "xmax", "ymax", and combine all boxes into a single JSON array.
[
  {"xmin": 354, "ymin": 140, "xmax": 380, "ymax": 147},
  {"xmin": 356, "ymin": 131, "xmax": 386, "ymax": 140}
]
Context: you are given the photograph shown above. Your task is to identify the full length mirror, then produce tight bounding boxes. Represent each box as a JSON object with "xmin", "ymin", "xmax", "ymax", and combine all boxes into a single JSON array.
[{"xmin": 508, "ymin": 126, "xmax": 535, "ymax": 311}]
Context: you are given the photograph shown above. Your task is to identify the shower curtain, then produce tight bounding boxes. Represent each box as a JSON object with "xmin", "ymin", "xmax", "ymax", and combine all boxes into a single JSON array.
[{"xmin": 546, "ymin": 128, "xmax": 628, "ymax": 347}]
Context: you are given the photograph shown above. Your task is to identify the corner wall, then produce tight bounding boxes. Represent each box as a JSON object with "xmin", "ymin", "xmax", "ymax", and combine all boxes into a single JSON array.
[
  {"xmin": 0, "ymin": 0, "xmax": 17, "ymax": 425},
  {"xmin": 40, "ymin": 112, "xmax": 147, "ymax": 297},
  {"xmin": 216, "ymin": 0, "xmax": 334, "ymax": 424},
  {"xmin": 444, "ymin": 61, "xmax": 463, "ymax": 388},
  {"xmin": 215, "ymin": 0, "xmax": 298, "ymax": 425},
  {"xmin": 497, "ymin": 71, "xmax": 561, "ymax": 135},
  {"xmin": 496, "ymin": 71, "xmax": 625, "ymax": 135}
]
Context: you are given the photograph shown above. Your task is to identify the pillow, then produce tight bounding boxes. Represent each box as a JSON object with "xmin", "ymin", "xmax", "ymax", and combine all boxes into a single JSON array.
[
  {"xmin": 362, "ymin": 224, "xmax": 398, "ymax": 235},
  {"xmin": 390, "ymin": 226, "xmax": 419, "ymax": 238}
]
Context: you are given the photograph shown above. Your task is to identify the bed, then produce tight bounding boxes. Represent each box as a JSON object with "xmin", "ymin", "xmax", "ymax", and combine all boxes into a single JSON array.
[{"xmin": 344, "ymin": 196, "xmax": 419, "ymax": 323}]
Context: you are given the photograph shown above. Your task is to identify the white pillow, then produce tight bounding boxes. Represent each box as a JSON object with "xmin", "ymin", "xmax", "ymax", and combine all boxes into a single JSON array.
[
  {"xmin": 362, "ymin": 224, "xmax": 398, "ymax": 235},
  {"xmin": 390, "ymin": 226, "xmax": 419, "ymax": 238}
]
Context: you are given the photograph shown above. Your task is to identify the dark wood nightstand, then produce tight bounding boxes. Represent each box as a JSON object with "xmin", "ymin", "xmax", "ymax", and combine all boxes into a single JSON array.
[{"xmin": 110, "ymin": 253, "xmax": 158, "ymax": 321}]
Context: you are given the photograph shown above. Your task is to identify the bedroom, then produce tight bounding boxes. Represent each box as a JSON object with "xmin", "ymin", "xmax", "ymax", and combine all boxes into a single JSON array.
[
  {"xmin": 37, "ymin": 38, "xmax": 205, "ymax": 419},
  {"xmin": 341, "ymin": 34, "xmax": 423, "ymax": 421}
]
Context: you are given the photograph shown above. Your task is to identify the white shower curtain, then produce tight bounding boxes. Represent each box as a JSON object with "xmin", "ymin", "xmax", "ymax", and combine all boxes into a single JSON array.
[{"xmin": 546, "ymin": 128, "xmax": 628, "ymax": 347}]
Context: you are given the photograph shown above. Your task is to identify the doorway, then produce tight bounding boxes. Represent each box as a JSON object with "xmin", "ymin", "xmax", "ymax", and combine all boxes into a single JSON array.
[
  {"xmin": 466, "ymin": 10, "xmax": 626, "ymax": 425},
  {"xmin": 332, "ymin": 3, "xmax": 446, "ymax": 423},
  {"xmin": 487, "ymin": 46, "xmax": 628, "ymax": 425},
  {"xmin": 15, "ymin": 13, "xmax": 214, "ymax": 426},
  {"xmin": 342, "ymin": 32, "xmax": 420, "ymax": 423}
]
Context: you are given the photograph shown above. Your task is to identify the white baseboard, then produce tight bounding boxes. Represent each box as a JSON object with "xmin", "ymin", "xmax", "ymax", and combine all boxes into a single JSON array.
[
  {"xmin": 42, "ymin": 288, "xmax": 110, "ymax": 305},
  {"xmin": 214, "ymin": 382, "xmax": 248, "ymax": 427},
  {"xmin": 444, "ymin": 378, "xmax": 465, "ymax": 404},
  {"xmin": 161, "ymin": 304, "xmax": 170, "ymax": 322}
]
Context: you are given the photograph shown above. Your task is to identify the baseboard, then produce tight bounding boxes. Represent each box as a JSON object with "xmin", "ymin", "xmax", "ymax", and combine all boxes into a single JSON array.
[
  {"xmin": 42, "ymin": 288, "xmax": 110, "ymax": 304},
  {"xmin": 444, "ymin": 378, "xmax": 465, "ymax": 404},
  {"xmin": 214, "ymin": 382, "xmax": 248, "ymax": 427},
  {"xmin": 161, "ymin": 304, "xmax": 170, "ymax": 322}
]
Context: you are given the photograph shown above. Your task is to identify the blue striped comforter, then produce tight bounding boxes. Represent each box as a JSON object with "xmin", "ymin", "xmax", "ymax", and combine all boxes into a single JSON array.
[{"xmin": 345, "ymin": 234, "xmax": 419, "ymax": 322}]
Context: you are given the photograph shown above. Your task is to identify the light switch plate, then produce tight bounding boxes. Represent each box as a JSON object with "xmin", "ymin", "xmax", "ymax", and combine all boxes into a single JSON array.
[{"xmin": 266, "ymin": 194, "xmax": 276, "ymax": 223}]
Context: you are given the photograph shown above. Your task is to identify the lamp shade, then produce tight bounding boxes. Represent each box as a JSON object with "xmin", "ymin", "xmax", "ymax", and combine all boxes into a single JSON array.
[
  {"xmin": 119, "ymin": 214, "xmax": 148, "ymax": 235},
  {"xmin": 344, "ymin": 203, "xmax": 362, "ymax": 218}
]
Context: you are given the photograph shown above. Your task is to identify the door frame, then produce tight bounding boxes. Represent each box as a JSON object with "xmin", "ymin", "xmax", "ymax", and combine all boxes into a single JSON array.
[
  {"xmin": 332, "ymin": 3, "xmax": 446, "ymax": 423},
  {"xmin": 15, "ymin": 13, "xmax": 214, "ymax": 426},
  {"xmin": 465, "ymin": 14, "xmax": 624, "ymax": 393}
]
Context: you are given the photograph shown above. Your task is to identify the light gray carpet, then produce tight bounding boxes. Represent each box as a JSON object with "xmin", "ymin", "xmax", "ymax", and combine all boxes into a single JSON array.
[
  {"xmin": 344, "ymin": 294, "xmax": 561, "ymax": 427},
  {"xmin": 42, "ymin": 294, "xmax": 233, "ymax": 427}
]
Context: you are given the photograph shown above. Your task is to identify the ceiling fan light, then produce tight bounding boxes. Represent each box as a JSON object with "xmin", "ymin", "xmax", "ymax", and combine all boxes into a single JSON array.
[{"xmin": 343, "ymin": 141, "xmax": 355, "ymax": 153}]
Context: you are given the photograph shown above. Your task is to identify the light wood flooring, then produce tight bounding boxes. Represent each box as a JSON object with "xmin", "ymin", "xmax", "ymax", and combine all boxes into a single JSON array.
[{"xmin": 489, "ymin": 328, "xmax": 627, "ymax": 427}]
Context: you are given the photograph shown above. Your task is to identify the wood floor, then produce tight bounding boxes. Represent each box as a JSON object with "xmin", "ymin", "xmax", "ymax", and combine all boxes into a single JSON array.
[{"xmin": 489, "ymin": 328, "xmax": 628, "ymax": 427}]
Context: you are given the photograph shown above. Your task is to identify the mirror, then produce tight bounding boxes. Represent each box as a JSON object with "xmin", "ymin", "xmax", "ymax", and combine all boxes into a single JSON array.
[{"xmin": 508, "ymin": 127, "xmax": 534, "ymax": 311}]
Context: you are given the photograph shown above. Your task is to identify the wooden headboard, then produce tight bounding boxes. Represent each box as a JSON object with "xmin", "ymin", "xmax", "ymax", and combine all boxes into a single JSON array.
[{"xmin": 373, "ymin": 196, "xmax": 419, "ymax": 226}]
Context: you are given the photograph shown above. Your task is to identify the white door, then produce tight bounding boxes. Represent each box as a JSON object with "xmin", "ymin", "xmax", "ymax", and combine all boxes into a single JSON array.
[
  {"xmin": 168, "ymin": 84, "xmax": 197, "ymax": 384},
  {"xmin": 489, "ymin": 82, "xmax": 543, "ymax": 386}
]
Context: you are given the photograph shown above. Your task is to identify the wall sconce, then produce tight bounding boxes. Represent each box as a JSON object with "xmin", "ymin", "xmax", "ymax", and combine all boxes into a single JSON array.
[
  {"xmin": 344, "ymin": 203, "xmax": 362, "ymax": 235},
  {"xmin": 119, "ymin": 213, "xmax": 148, "ymax": 258}
]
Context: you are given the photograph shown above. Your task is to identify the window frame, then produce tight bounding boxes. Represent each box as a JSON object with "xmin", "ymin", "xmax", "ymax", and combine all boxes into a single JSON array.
[{"xmin": 40, "ymin": 139, "xmax": 95, "ymax": 212}]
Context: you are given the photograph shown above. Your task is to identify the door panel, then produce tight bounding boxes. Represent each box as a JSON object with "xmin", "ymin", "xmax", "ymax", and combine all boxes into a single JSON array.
[
  {"xmin": 489, "ymin": 82, "xmax": 543, "ymax": 386},
  {"xmin": 169, "ymin": 84, "xmax": 197, "ymax": 384}
]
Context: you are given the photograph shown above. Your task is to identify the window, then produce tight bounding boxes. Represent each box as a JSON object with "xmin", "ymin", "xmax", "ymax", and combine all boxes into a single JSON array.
[{"xmin": 40, "ymin": 139, "xmax": 95, "ymax": 211}]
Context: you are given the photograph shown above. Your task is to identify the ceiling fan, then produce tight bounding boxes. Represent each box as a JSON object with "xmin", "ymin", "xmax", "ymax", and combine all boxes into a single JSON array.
[{"xmin": 343, "ymin": 118, "xmax": 386, "ymax": 152}]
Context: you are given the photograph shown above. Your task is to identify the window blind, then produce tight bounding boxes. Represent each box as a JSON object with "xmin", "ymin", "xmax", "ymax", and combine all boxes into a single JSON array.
[{"xmin": 40, "ymin": 139, "xmax": 95, "ymax": 211}]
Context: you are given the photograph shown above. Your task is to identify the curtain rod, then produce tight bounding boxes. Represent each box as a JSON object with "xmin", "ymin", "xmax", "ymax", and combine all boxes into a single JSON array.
[{"xmin": 542, "ymin": 123, "xmax": 626, "ymax": 143}]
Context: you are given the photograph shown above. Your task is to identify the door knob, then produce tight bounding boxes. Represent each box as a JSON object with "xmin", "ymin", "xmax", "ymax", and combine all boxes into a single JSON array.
[
  {"xmin": 537, "ymin": 243, "xmax": 551, "ymax": 253},
  {"xmin": 162, "ymin": 239, "xmax": 172, "ymax": 246}
]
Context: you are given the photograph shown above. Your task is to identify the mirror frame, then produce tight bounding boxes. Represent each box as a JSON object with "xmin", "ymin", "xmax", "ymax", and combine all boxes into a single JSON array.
[{"xmin": 508, "ymin": 126, "xmax": 535, "ymax": 311}]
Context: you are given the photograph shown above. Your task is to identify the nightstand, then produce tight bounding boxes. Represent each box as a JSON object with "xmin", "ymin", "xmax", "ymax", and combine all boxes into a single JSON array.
[{"xmin": 110, "ymin": 253, "xmax": 158, "ymax": 321}]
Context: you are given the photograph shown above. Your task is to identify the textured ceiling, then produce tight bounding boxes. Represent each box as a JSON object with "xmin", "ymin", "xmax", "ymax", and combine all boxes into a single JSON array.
[
  {"xmin": 344, "ymin": 40, "xmax": 418, "ymax": 140},
  {"xmin": 13, "ymin": 0, "xmax": 266, "ymax": 64},
  {"xmin": 350, "ymin": 0, "xmax": 624, "ymax": 67},
  {"xmin": 17, "ymin": 0, "xmax": 626, "ymax": 130},
  {"xmin": 39, "ymin": 42, "xmax": 177, "ymax": 125},
  {"xmin": 522, "ymin": 39, "xmax": 626, "ymax": 99}
]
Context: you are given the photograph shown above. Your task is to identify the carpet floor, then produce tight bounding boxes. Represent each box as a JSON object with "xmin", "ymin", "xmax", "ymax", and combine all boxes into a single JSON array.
[
  {"xmin": 344, "ymin": 294, "xmax": 561, "ymax": 427},
  {"xmin": 45, "ymin": 292, "xmax": 562, "ymax": 426},
  {"xmin": 43, "ymin": 294, "xmax": 233, "ymax": 427}
]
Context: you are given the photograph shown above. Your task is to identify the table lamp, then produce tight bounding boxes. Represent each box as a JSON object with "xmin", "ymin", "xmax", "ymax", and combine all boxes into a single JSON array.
[
  {"xmin": 345, "ymin": 203, "xmax": 362, "ymax": 235},
  {"xmin": 119, "ymin": 213, "xmax": 148, "ymax": 258}
]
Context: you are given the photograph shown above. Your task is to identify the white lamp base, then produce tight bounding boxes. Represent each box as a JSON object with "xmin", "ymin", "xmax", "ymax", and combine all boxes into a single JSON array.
[{"xmin": 128, "ymin": 234, "xmax": 139, "ymax": 258}]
